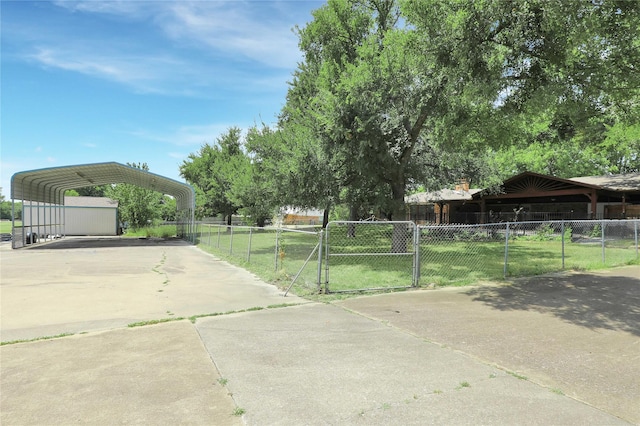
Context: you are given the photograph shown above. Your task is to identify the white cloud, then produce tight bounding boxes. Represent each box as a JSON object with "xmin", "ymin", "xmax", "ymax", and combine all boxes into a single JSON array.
[
  {"xmin": 52, "ymin": 0, "xmax": 153, "ymax": 16},
  {"xmin": 161, "ymin": 1, "xmax": 303, "ymax": 69},
  {"xmin": 84, "ymin": 143, "xmax": 98, "ymax": 148},
  {"xmin": 27, "ymin": 47, "xmax": 211, "ymax": 96},
  {"xmin": 52, "ymin": 0, "xmax": 308, "ymax": 69},
  {"xmin": 129, "ymin": 123, "xmax": 252, "ymax": 147},
  {"xmin": 11, "ymin": 1, "xmax": 318, "ymax": 96}
]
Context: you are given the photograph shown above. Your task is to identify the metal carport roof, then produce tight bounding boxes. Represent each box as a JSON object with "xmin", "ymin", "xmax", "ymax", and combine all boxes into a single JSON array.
[{"xmin": 11, "ymin": 162, "xmax": 195, "ymax": 212}]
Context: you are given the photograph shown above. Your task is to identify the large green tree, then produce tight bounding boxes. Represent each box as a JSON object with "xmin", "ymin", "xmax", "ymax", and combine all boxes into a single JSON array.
[
  {"xmin": 289, "ymin": 0, "xmax": 501, "ymax": 249},
  {"xmin": 181, "ymin": 127, "xmax": 278, "ymax": 226},
  {"xmin": 180, "ymin": 128, "xmax": 246, "ymax": 224},
  {"xmin": 286, "ymin": 0, "xmax": 639, "ymax": 241},
  {"xmin": 106, "ymin": 162, "xmax": 164, "ymax": 229},
  {"xmin": 403, "ymin": 0, "xmax": 640, "ymax": 179}
]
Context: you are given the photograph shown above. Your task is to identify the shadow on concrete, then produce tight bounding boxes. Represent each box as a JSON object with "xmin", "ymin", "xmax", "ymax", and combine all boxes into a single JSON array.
[
  {"xmin": 27, "ymin": 236, "xmax": 190, "ymax": 250},
  {"xmin": 465, "ymin": 268, "xmax": 640, "ymax": 336}
]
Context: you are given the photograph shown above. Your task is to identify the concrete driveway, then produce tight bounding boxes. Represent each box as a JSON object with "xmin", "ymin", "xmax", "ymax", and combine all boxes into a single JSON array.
[
  {"xmin": 1, "ymin": 237, "xmax": 301, "ymax": 342},
  {"xmin": 1, "ymin": 238, "xmax": 638, "ymax": 424}
]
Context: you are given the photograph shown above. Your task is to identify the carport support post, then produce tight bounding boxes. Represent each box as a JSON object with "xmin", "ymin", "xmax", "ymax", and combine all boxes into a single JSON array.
[
  {"xmin": 11, "ymin": 198, "xmax": 16, "ymax": 249},
  {"xmin": 503, "ymin": 222, "xmax": 510, "ymax": 278}
]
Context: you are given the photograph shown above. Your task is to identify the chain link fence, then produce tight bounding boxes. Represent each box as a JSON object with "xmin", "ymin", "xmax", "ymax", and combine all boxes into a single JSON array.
[
  {"xmin": 195, "ymin": 223, "xmax": 322, "ymax": 295},
  {"xmin": 419, "ymin": 219, "xmax": 639, "ymax": 286},
  {"xmin": 195, "ymin": 220, "xmax": 638, "ymax": 295},
  {"xmin": 323, "ymin": 221, "xmax": 417, "ymax": 293}
]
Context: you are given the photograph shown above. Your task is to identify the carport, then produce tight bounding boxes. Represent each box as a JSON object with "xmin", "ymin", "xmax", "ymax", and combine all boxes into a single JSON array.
[{"xmin": 10, "ymin": 162, "xmax": 196, "ymax": 248}]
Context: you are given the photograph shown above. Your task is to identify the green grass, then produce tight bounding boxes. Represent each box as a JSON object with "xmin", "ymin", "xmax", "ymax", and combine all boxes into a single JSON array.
[
  {"xmin": 197, "ymin": 225, "xmax": 322, "ymax": 295},
  {"xmin": 0, "ymin": 220, "xmax": 20, "ymax": 233},
  {"xmin": 1, "ymin": 332, "xmax": 74, "ymax": 346},
  {"xmin": 232, "ymin": 407, "xmax": 246, "ymax": 416},
  {"xmin": 123, "ymin": 224, "xmax": 177, "ymax": 238},
  {"xmin": 194, "ymin": 224, "xmax": 638, "ymax": 295},
  {"xmin": 419, "ymin": 238, "xmax": 637, "ymax": 287}
]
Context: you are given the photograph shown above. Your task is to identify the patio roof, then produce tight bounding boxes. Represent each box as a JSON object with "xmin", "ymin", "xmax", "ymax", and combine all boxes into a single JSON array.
[{"xmin": 570, "ymin": 173, "xmax": 640, "ymax": 192}]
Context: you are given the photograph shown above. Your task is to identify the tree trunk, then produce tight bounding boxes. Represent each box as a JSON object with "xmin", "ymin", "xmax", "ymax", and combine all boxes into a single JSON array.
[
  {"xmin": 391, "ymin": 182, "xmax": 407, "ymax": 253},
  {"xmin": 322, "ymin": 205, "xmax": 330, "ymax": 229},
  {"xmin": 347, "ymin": 204, "xmax": 358, "ymax": 238}
]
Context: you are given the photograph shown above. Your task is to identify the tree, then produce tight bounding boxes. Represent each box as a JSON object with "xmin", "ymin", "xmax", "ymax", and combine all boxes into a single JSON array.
[
  {"xmin": 159, "ymin": 195, "xmax": 177, "ymax": 222},
  {"xmin": 106, "ymin": 162, "xmax": 163, "ymax": 229},
  {"xmin": 180, "ymin": 128, "xmax": 244, "ymax": 224},
  {"xmin": 245, "ymin": 121, "xmax": 343, "ymax": 228},
  {"xmin": 75, "ymin": 185, "xmax": 108, "ymax": 197},
  {"xmin": 289, "ymin": 0, "xmax": 499, "ymax": 249},
  {"xmin": 595, "ymin": 122, "xmax": 640, "ymax": 174}
]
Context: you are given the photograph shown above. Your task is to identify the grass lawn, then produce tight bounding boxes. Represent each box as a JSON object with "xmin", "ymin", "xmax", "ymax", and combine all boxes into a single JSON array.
[
  {"xmin": 197, "ymin": 225, "xmax": 322, "ymax": 296},
  {"xmin": 0, "ymin": 221, "xmax": 21, "ymax": 233},
  {"xmin": 122, "ymin": 224, "xmax": 177, "ymax": 238},
  {"xmin": 420, "ymin": 239, "xmax": 638, "ymax": 286}
]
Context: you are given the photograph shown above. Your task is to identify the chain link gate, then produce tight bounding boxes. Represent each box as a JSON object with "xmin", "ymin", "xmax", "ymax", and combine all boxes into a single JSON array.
[{"xmin": 323, "ymin": 221, "xmax": 418, "ymax": 293}]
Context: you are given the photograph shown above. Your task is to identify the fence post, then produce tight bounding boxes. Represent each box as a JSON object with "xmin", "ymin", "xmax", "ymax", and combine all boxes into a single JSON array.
[
  {"xmin": 561, "ymin": 220, "xmax": 565, "ymax": 269},
  {"xmin": 601, "ymin": 219, "xmax": 605, "ymax": 264},
  {"xmin": 217, "ymin": 225, "xmax": 221, "ymax": 248},
  {"xmin": 635, "ymin": 220, "xmax": 638, "ymax": 259},
  {"xmin": 274, "ymin": 228, "xmax": 280, "ymax": 271},
  {"xmin": 413, "ymin": 224, "xmax": 420, "ymax": 287},
  {"xmin": 230, "ymin": 225, "xmax": 234, "ymax": 255},
  {"xmin": 504, "ymin": 222, "xmax": 510, "ymax": 278},
  {"xmin": 317, "ymin": 229, "xmax": 324, "ymax": 293},
  {"xmin": 247, "ymin": 227, "xmax": 253, "ymax": 262},
  {"xmin": 324, "ymin": 223, "xmax": 330, "ymax": 294}
]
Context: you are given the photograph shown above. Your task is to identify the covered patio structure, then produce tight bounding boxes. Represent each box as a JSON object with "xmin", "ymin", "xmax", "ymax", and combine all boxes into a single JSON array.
[
  {"xmin": 478, "ymin": 172, "xmax": 640, "ymax": 223},
  {"xmin": 10, "ymin": 162, "xmax": 196, "ymax": 248}
]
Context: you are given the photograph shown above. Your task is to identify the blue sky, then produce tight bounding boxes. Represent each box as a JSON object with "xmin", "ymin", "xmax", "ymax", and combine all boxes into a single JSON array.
[{"xmin": 1, "ymin": 0, "xmax": 324, "ymax": 198}]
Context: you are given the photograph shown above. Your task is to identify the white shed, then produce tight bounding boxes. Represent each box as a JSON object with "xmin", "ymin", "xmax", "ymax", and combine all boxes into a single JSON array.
[
  {"xmin": 23, "ymin": 196, "xmax": 119, "ymax": 236},
  {"xmin": 63, "ymin": 196, "xmax": 119, "ymax": 236}
]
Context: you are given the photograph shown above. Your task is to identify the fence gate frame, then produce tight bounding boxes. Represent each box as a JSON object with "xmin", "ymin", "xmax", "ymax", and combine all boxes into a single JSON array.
[{"xmin": 323, "ymin": 220, "xmax": 418, "ymax": 293}]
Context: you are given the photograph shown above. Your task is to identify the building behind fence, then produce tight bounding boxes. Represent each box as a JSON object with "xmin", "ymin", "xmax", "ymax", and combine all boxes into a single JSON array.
[{"xmin": 196, "ymin": 219, "xmax": 639, "ymax": 294}]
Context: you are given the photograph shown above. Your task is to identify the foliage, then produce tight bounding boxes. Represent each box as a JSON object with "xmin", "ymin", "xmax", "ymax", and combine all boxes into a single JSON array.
[
  {"xmin": 181, "ymin": 127, "xmax": 277, "ymax": 226},
  {"xmin": 180, "ymin": 127, "xmax": 245, "ymax": 222},
  {"xmin": 185, "ymin": 0, "xmax": 639, "ymax": 226},
  {"xmin": 75, "ymin": 185, "xmax": 109, "ymax": 197},
  {"xmin": 106, "ymin": 162, "xmax": 164, "ymax": 229},
  {"xmin": 589, "ymin": 224, "xmax": 602, "ymax": 239},
  {"xmin": 159, "ymin": 195, "xmax": 177, "ymax": 222},
  {"xmin": 123, "ymin": 225, "xmax": 176, "ymax": 238},
  {"xmin": 402, "ymin": 0, "xmax": 640, "ymax": 180},
  {"xmin": 0, "ymin": 189, "xmax": 21, "ymax": 220}
]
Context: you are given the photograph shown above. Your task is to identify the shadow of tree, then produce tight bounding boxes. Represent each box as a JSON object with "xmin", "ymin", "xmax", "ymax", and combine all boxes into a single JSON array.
[{"xmin": 465, "ymin": 268, "xmax": 640, "ymax": 336}]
